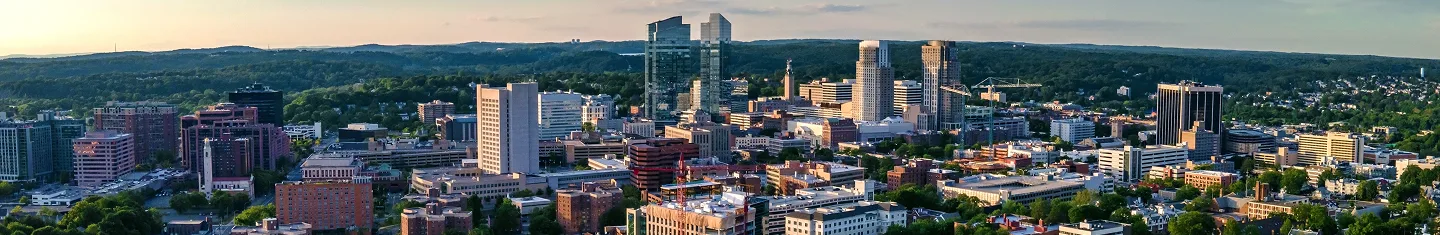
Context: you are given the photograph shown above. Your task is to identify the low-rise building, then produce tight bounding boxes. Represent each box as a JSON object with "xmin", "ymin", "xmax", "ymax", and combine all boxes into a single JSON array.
[
  {"xmin": 767, "ymin": 161, "xmax": 865, "ymax": 189},
  {"xmin": 937, "ymin": 175, "xmax": 1084, "ymax": 205},
  {"xmin": 511, "ymin": 196, "xmax": 553, "ymax": 215},
  {"xmin": 761, "ymin": 180, "xmax": 878, "ymax": 235},
  {"xmin": 227, "ymin": 218, "xmax": 311, "ymax": 235},
  {"xmin": 557, "ymin": 181, "xmax": 623, "ymax": 234},
  {"xmin": 1130, "ymin": 204, "xmax": 1182, "ymax": 234},
  {"xmin": 1184, "ymin": 170, "xmax": 1239, "ymax": 190},
  {"xmin": 1098, "ymin": 145, "xmax": 1188, "ymax": 181},
  {"xmin": 783, "ymin": 201, "xmax": 907, "ymax": 235},
  {"xmin": 400, "ymin": 203, "xmax": 473, "ymax": 235},
  {"xmin": 1058, "ymin": 220, "xmax": 1129, "ymax": 235}
]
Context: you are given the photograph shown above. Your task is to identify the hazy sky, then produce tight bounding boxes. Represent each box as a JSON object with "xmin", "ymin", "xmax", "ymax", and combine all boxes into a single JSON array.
[{"xmin": 2, "ymin": 0, "xmax": 1438, "ymax": 58}]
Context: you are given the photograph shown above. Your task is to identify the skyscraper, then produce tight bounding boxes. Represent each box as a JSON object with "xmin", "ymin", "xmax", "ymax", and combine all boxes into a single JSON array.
[
  {"xmin": 644, "ymin": 16, "xmax": 694, "ymax": 121},
  {"xmin": 693, "ymin": 13, "xmax": 731, "ymax": 114},
  {"xmin": 180, "ymin": 103, "xmax": 291, "ymax": 172},
  {"xmin": 228, "ymin": 83, "xmax": 285, "ymax": 126},
  {"xmin": 476, "ymin": 83, "xmax": 540, "ymax": 174},
  {"xmin": 921, "ymin": 40, "xmax": 961, "ymax": 130},
  {"xmin": 94, "ymin": 101, "xmax": 178, "ymax": 162},
  {"xmin": 853, "ymin": 40, "xmax": 894, "ymax": 122},
  {"xmin": 1156, "ymin": 81, "xmax": 1224, "ymax": 159}
]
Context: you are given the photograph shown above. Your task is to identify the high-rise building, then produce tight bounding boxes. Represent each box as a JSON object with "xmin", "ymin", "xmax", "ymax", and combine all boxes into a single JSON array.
[
  {"xmin": 34, "ymin": 111, "xmax": 85, "ymax": 176},
  {"xmin": 1050, "ymin": 118, "xmax": 1095, "ymax": 143},
  {"xmin": 93, "ymin": 101, "xmax": 178, "ymax": 162},
  {"xmin": 1097, "ymin": 145, "xmax": 1189, "ymax": 181},
  {"xmin": 436, "ymin": 114, "xmax": 478, "ymax": 141},
  {"xmin": 644, "ymin": 16, "xmax": 694, "ymax": 121},
  {"xmin": 582, "ymin": 94, "xmax": 616, "ymax": 121},
  {"xmin": 627, "ymin": 138, "xmax": 699, "ymax": 191},
  {"xmin": 477, "ymin": 83, "xmax": 540, "ymax": 174},
  {"xmin": 180, "ymin": 104, "xmax": 291, "ymax": 173},
  {"xmin": 1155, "ymin": 81, "xmax": 1223, "ymax": 157},
  {"xmin": 417, "ymin": 100, "xmax": 456, "ymax": 126},
  {"xmin": 72, "ymin": 131, "xmax": 135, "ymax": 187},
  {"xmin": 1296, "ymin": 132, "xmax": 1365, "ymax": 164},
  {"xmin": 893, "ymin": 80, "xmax": 922, "ymax": 115},
  {"xmin": 228, "ymin": 83, "xmax": 285, "ymax": 126},
  {"xmin": 853, "ymin": 40, "xmax": 894, "ymax": 122},
  {"xmin": 921, "ymin": 40, "xmax": 961, "ymax": 130},
  {"xmin": 1224, "ymin": 129, "xmax": 1276, "ymax": 154},
  {"xmin": 557, "ymin": 182, "xmax": 623, "ymax": 234},
  {"xmin": 275, "ymin": 178, "xmax": 374, "ymax": 231},
  {"xmin": 540, "ymin": 91, "xmax": 585, "ymax": 140},
  {"xmin": 693, "ymin": 13, "xmax": 731, "ymax": 114},
  {"xmin": 0, "ymin": 121, "xmax": 55, "ymax": 182}
]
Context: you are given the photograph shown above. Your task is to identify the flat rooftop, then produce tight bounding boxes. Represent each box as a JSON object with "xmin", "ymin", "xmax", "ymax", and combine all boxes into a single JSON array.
[
  {"xmin": 301, "ymin": 157, "xmax": 360, "ymax": 168},
  {"xmin": 943, "ymin": 176, "xmax": 1082, "ymax": 195}
]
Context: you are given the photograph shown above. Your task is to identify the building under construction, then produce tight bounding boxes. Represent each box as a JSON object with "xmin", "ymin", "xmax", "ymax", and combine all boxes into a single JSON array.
[{"xmin": 627, "ymin": 187, "xmax": 767, "ymax": 235}]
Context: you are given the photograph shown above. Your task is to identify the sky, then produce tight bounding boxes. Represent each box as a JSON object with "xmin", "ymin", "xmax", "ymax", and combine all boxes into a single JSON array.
[{"xmin": 2, "ymin": 0, "xmax": 1438, "ymax": 58}]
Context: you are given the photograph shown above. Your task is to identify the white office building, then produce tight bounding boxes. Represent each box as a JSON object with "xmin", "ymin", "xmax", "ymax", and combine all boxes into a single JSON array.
[
  {"xmin": 783, "ymin": 201, "xmax": 907, "ymax": 235},
  {"xmin": 1050, "ymin": 118, "xmax": 1095, "ymax": 143},
  {"xmin": 892, "ymin": 80, "xmax": 922, "ymax": 115},
  {"xmin": 582, "ymin": 94, "xmax": 616, "ymax": 122},
  {"xmin": 477, "ymin": 83, "xmax": 540, "ymax": 174},
  {"xmin": 1097, "ymin": 145, "xmax": 1189, "ymax": 181}
]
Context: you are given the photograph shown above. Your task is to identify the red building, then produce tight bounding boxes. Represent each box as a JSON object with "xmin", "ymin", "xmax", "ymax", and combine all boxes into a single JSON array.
[
  {"xmin": 400, "ymin": 203, "xmax": 472, "ymax": 235},
  {"xmin": 181, "ymin": 103, "xmax": 291, "ymax": 173},
  {"xmin": 556, "ymin": 182, "xmax": 623, "ymax": 234},
  {"xmin": 275, "ymin": 179, "xmax": 374, "ymax": 231},
  {"xmin": 887, "ymin": 160, "xmax": 935, "ymax": 189},
  {"xmin": 182, "ymin": 103, "xmax": 259, "ymax": 128},
  {"xmin": 627, "ymin": 138, "xmax": 700, "ymax": 191},
  {"xmin": 92, "ymin": 101, "xmax": 178, "ymax": 163}
]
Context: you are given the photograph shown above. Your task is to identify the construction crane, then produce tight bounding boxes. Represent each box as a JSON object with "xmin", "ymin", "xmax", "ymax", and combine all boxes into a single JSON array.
[{"xmin": 940, "ymin": 77, "xmax": 1042, "ymax": 160}]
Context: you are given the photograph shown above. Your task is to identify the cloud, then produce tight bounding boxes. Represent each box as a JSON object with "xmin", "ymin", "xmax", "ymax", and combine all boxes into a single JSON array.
[
  {"xmin": 929, "ymin": 19, "xmax": 1178, "ymax": 32},
  {"xmin": 614, "ymin": 0, "xmax": 725, "ymax": 14}
]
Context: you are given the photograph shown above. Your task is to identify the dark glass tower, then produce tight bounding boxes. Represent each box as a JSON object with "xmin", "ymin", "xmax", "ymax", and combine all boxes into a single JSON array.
[
  {"xmin": 1156, "ymin": 81, "xmax": 1224, "ymax": 159},
  {"xmin": 228, "ymin": 83, "xmax": 285, "ymax": 126}
]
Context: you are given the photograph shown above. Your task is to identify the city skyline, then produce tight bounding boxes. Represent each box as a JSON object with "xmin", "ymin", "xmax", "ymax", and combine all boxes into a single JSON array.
[{"xmin": 3, "ymin": 0, "xmax": 1439, "ymax": 59}]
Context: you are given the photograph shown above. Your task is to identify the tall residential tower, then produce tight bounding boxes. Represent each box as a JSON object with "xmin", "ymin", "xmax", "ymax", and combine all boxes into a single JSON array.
[
  {"xmin": 852, "ymin": 40, "xmax": 894, "ymax": 122},
  {"xmin": 921, "ymin": 40, "xmax": 960, "ymax": 130},
  {"xmin": 693, "ymin": 13, "xmax": 732, "ymax": 114}
]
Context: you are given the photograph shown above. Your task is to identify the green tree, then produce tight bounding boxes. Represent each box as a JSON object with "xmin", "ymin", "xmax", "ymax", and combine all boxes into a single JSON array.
[
  {"xmin": 1281, "ymin": 169, "xmax": 1308, "ymax": 193},
  {"xmin": 1068, "ymin": 205, "xmax": 1106, "ymax": 222},
  {"xmin": 1258, "ymin": 171, "xmax": 1283, "ymax": 191},
  {"xmin": 233, "ymin": 204, "xmax": 277, "ymax": 226},
  {"xmin": 1185, "ymin": 195, "xmax": 1214, "ymax": 212},
  {"xmin": 1168, "ymin": 212, "xmax": 1217, "ymax": 235},
  {"xmin": 528, "ymin": 205, "xmax": 563, "ymax": 235},
  {"xmin": 1072, "ymin": 189, "xmax": 1097, "ymax": 205},
  {"xmin": 1175, "ymin": 185, "xmax": 1201, "ymax": 201},
  {"xmin": 490, "ymin": 198, "xmax": 522, "ymax": 235},
  {"xmin": 1354, "ymin": 180, "xmax": 1379, "ymax": 201}
]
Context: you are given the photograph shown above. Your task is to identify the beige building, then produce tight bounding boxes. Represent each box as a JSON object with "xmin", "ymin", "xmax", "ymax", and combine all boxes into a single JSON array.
[
  {"xmin": 851, "ymin": 40, "xmax": 894, "ymax": 122},
  {"xmin": 665, "ymin": 121, "xmax": 735, "ymax": 162},
  {"xmin": 409, "ymin": 167, "xmax": 546, "ymax": 202},
  {"xmin": 1296, "ymin": 132, "xmax": 1364, "ymax": 164},
  {"xmin": 637, "ymin": 190, "xmax": 758, "ymax": 235},
  {"xmin": 1058, "ymin": 220, "xmax": 1129, "ymax": 235},
  {"xmin": 476, "ymin": 83, "xmax": 540, "ymax": 174},
  {"xmin": 1097, "ymin": 145, "xmax": 1189, "ymax": 181},
  {"xmin": 1184, "ymin": 170, "xmax": 1238, "ymax": 190},
  {"xmin": 783, "ymin": 201, "xmax": 908, "ymax": 235},
  {"xmin": 937, "ymin": 175, "xmax": 1084, "ymax": 205},
  {"xmin": 1253, "ymin": 147, "xmax": 1299, "ymax": 167},
  {"xmin": 766, "ymin": 161, "xmax": 865, "ymax": 189}
]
